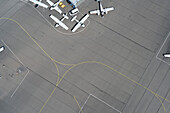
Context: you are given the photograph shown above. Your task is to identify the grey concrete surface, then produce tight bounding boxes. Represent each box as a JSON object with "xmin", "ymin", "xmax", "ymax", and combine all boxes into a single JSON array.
[
  {"xmin": 157, "ymin": 33, "xmax": 170, "ymax": 65},
  {"xmin": 0, "ymin": 0, "xmax": 170, "ymax": 113}
]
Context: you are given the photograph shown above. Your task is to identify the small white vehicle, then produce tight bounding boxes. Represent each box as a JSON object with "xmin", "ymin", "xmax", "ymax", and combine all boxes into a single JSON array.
[
  {"xmin": 0, "ymin": 46, "xmax": 5, "ymax": 53},
  {"xmin": 69, "ymin": 8, "xmax": 79, "ymax": 16}
]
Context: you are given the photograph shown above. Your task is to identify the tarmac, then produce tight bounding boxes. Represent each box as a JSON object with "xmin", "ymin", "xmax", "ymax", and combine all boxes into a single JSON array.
[{"xmin": 0, "ymin": 0, "xmax": 170, "ymax": 113}]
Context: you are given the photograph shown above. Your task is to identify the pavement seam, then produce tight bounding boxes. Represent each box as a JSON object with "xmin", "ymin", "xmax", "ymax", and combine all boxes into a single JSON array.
[{"xmin": 1, "ymin": 18, "xmax": 170, "ymax": 113}]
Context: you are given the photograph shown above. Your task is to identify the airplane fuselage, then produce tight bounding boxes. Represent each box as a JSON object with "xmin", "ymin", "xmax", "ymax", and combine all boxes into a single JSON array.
[{"xmin": 98, "ymin": 1, "xmax": 104, "ymax": 17}]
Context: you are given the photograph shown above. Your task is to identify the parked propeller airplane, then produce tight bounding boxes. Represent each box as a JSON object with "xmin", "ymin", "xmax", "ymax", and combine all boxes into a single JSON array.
[
  {"xmin": 46, "ymin": 0, "xmax": 63, "ymax": 14},
  {"xmin": 49, "ymin": 14, "xmax": 69, "ymax": 30},
  {"xmin": 71, "ymin": 14, "xmax": 89, "ymax": 32},
  {"xmin": 89, "ymin": 0, "xmax": 114, "ymax": 17},
  {"xmin": 29, "ymin": 0, "xmax": 48, "ymax": 8}
]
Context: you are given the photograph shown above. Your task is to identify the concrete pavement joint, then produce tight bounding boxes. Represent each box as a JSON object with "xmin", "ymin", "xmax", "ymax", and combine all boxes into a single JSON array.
[
  {"xmin": 156, "ymin": 56, "xmax": 170, "ymax": 66},
  {"xmin": 10, "ymin": 70, "xmax": 29, "ymax": 98},
  {"xmin": 156, "ymin": 31, "xmax": 170, "ymax": 66},
  {"xmin": 1, "ymin": 40, "xmax": 30, "ymax": 98},
  {"xmin": 20, "ymin": 0, "xmax": 90, "ymax": 36},
  {"xmin": 2, "ymin": 39, "xmax": 26, "ymax": 67},
  {"xmin": 91, "ymin": 94, "xmax": 121, "ymax": 113},
  {"xmin": 79, "ymin": 94, "xmax": 91, "ymax": 113},
  {"xmin": 74, "ymin": 96, "xmax": 83, "ymax": 113},
  {"xmin": 79, "ymin": 94, "xmax": 121, "ymax": 113},
  {"xmin": 155, "ymin": 94, "xmax": 167, "ymax": 113},
  {"xmin": 0, "ymin": 18, "xmax": 170, "ymax": 113},
  {"xmin": 165, "ymin": 103, "xmax": 170, "ymax": 113}
]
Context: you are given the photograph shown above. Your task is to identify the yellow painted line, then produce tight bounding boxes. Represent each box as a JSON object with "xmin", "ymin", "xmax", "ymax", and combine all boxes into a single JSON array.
[
  {"xmin": 57, "ymin": 60, "xmax": 170, "ymax": 103},
  {"xmin": 155, "ymin": 94, "xmax": 166, "ymax": 113},
  {"xmin": 1, "ymin": 18, "xmax": 170, "ymax": 113},
  {"xmin": 51, "ymin": 59, "xmax": 60, "ymax": 84},
  {"xmin": 0, "ymin": 18, "xmax": 73, "ymax": 66},
  {"xmin": 0, "ymin": 18, "xmax": 62, "ymax": 87},
  {"xmin": 56, "ymin": 65, "xmax": 76, "ymax": 86},
  {"xmin": 74, "ymin": 96, "xmax": 83, "ymax": 113},
  {"xmin": 39, "ymin": 87, "xmax": 57, "ymax": 113}
]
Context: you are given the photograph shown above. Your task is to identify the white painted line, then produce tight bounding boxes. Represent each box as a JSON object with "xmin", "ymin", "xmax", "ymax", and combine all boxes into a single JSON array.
[
  {"xmin": 1, "ymin": 40, "xmax": 26, "ymax": 67},
  {"xmin": 20, "ymin": 0, "xmax": 90, "ymax": 35},
  {"xmin": 79, "ymin": 94, "xmax": 91, "ymax": 113},
  {"xmin": 156, "ymin": 32, "xmax": 170, "ymax": 65},
  {"xmin": 156, "ymin": 56, "xmax": 170, "ymax": 66},
  {"xmin": 90, "ymin": 94, "xmax": 122, "ymax": 113},
  {"xmin": 11, "ymin": 70, "xmax": 29, "ymax": 98},
  {"xmin": 1, "ymin": 40, "xmax": 29, "ymax": 98},
  {"xmin": 80, "ymin": 94, "xmax": 121, "ymax": 113},
  {"xmin": 156, "ymin": 32, "xmax": 170, "ymax": 58}
]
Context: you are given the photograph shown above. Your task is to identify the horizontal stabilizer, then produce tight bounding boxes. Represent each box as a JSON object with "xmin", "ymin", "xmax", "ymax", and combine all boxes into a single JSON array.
[{"xmin": 89, "ymin": 10, "xmax": 100, "ymax": 15}]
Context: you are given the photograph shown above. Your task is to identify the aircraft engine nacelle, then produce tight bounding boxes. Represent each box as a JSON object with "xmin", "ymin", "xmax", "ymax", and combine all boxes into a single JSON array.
[
  {"xmin": 35, "ymin": 4, "xmax": 39, "ymax": 8},
  {"xmin": 55, "ymin": 23, "xmax": 59, "ymax": 27}
]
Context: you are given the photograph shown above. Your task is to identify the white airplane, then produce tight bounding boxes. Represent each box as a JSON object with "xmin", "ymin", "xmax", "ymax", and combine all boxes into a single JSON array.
[
  {"xmin": 71, "ymin": 14, "xmax": 89, "ymax": 32},
  {"xmin": 46, "ymin": 0, "xmax": 63, "ymax": 14},
  {"xmin": 29, "ymin": 0, "xmax": 48, "ymax": 8},
  {"xmin": 49, "ymin": 14, "xmax": 69, "ymax": 30},
  {"xmin": 163, "ymin": 53, "xmax": 170, "ymax": 58},
  {"xmin": 89, "ymin": 0, "xmax": 114, "ymax": 17}
]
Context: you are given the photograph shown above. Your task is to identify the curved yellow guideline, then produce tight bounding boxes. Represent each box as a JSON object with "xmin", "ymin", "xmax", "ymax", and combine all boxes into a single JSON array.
[
  {"xmin": 155, "ymin": 94, "xmax": 167, "ymax": 113},
  {"xmin": 0, "ymin": 18, "xmax": 169, "ymax": 113},
  {"xmin": 74, "ymin": 96, "xmax": 84, "ymax": 113}
]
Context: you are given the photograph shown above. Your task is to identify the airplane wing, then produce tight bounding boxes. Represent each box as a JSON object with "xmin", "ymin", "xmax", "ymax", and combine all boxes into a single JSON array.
[
  {"xmin": 53, "ymin": 0, "xmax": 62, "ymax": 6},
  {"xmin": 46, "ymin": 0, "xmax": 62, "ymax": 14},
  {"xmin": 29, "ymin": 0, "xmax": 48, "ymax": 8},
  {"xmin": 71, "ymin": 14, "xmax": 89, "ymax": 32},
  {"xmin": 71, "ymin": 23, "xmax": 81, "ymax": 32},
  {"xmin": 79, "ymin": 14, "xmax": 89, "ymax": 23},
  {"xmin": 49, "ymin": 14, "xmax": 68, "ymax": 30},
  {"xmin": 46, "ymin": 0, "xmax": 54, "ymax": 6},
  {"xmin": 89, "ymin": 10, "xmax": 100, "ymax": 15},
  {"xmin": 104, "ymin": 7, "xmax": 114, "ymax": 12}
]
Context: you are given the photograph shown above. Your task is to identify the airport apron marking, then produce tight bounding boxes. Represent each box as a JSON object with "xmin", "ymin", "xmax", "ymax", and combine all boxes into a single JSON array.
[{"xmin": 0, "ymin": 18, "xmax": 169, "ymax": 113}]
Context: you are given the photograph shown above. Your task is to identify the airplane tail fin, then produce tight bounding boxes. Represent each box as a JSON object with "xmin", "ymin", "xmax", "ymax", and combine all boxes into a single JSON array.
[
  {"xmin": 63, "ymin": 13, "xmax": 69, "ymax": 19},
  {"xmin": 71, "ymin": 16, "xmax": 77, "ymax": 22}
]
